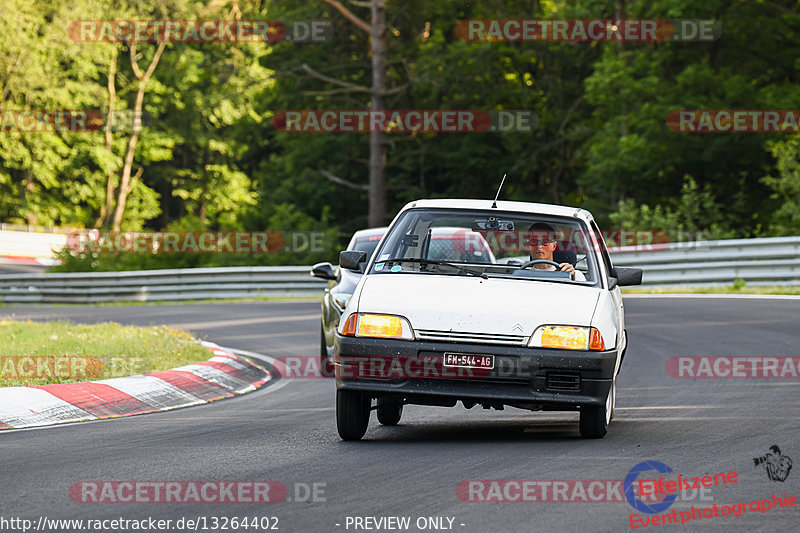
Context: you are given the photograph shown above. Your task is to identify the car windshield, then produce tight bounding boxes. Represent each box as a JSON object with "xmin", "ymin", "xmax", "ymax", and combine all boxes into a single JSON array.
[
  {"xmin": 370, "ymin": 208, "xmax": 598, "ymax": 284},
  {"xmin": 350, "ymin": 234, "xmax": 383, "ymax": 261}
]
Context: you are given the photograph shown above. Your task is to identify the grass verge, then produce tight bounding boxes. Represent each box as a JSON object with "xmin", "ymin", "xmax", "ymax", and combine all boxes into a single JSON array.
[{"xmin": 0, "ymin": 320, "xmax": 211, "ymax": 387}]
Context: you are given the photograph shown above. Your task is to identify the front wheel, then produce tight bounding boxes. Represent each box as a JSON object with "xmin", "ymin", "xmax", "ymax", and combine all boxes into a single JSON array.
[
  {"xmin": 319, "ymin": 324, "xmax": 327, "ymax": 358},
  {"xmin": 336, "ymin": 390, "xmax": 370, "ymax": 440},
  {"xmin": 376, "ymin": 397, "xmax": 403, "ymax": 426},
  {"xmin": 579, "ymin": 379, "xmax": 615, "ymax": 439}
]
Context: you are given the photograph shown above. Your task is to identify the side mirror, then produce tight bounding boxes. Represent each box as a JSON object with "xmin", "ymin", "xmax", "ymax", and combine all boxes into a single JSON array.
[
  {"xmin": 310, "ymin": 261, "xmax": 337, "ymax": 281},
  {"xmin": 340, "ymin": 250, "xmax": 368, "ymax": 272},
  {"xmin": 611, "ymin": 266, "xmax": 643, "ymax": 288}
]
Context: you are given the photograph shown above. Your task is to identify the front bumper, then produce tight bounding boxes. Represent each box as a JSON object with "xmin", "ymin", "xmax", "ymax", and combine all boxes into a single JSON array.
[{"xmin": 334, "ymin": 334, "xmax": 618, "ymax": 409}]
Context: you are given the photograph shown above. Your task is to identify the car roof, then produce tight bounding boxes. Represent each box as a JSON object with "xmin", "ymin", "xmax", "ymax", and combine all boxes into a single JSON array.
[
  {"xmin": 398, "ymin": 199, "xmax": 592, "ymax": 220},
  {"xmin": 350, "ymin": 227, "xmax": 388, "ymax": 240}
]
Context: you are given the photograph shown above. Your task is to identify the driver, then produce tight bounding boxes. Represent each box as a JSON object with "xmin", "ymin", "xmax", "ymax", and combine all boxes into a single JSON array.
[{"xmin": 526, "ymin": 222, "xmax": 586, "ymax": 281}]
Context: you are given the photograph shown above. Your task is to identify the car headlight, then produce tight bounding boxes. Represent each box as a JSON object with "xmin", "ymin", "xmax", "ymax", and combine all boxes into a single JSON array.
[
  {"xmin": 341, "ymin": 313, "xmax": 415, "ymax": 340},
  {"xmin": 332, "ymin": 293, "xmax": 351, "ymax": 310},
  {"xmin": 528, "ymin": 325, "xmax": 605, "ymax": 351}
]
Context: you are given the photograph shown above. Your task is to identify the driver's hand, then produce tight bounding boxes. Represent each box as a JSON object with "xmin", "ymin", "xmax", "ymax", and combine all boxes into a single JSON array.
[{"xmin": 559, "ymin": 263, "xmax": 576, "ymax": 279}]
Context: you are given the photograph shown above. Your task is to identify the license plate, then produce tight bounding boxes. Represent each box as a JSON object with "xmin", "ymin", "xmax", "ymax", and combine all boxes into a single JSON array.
[{"xmin": 443, "ymin": 353, "xmax": 495, "ymax": 369}]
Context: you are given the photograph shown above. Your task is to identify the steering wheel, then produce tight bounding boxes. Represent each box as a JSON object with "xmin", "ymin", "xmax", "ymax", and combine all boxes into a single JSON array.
[{"xmin": 519, "ymin": 259, "xmax": 561, "ymax": 270}]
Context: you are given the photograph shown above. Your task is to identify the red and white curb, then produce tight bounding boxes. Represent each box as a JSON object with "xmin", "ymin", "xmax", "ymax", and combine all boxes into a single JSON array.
[{"xmin": 0, "ymin": 342, "xmax": 270, "ymax": 430}]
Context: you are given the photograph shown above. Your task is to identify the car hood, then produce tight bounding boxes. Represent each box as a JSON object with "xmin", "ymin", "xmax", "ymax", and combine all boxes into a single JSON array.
[{"xmin": 357, "ymin": 273, "xmax": 601, "ymax": 339}]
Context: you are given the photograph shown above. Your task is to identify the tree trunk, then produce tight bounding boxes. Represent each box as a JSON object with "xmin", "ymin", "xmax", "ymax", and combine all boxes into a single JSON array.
[
  {"xmin": 96, "ymin": 48, "xmax": 118, "ymax": 228},
  {"xmin": 111, "ymin": 40, "xmax": 166, "ymax": 231},
  {"xmin": 368, "ymin": 0, "xmax": 387, "ymax": 227},
  {"xmin": 112, "ymin": 89, "xmax": 144, "ymax": 231},
  {"xmin": 23, "ymin": 172, "xmax": 36, "ymax": 225},
  {"xmin": 615, "ymin": 0, "xmax": 627, "ymax": 207},
  {"xmin": 319, "ymin": 0, "xmax": 388, "ymax": 226}
]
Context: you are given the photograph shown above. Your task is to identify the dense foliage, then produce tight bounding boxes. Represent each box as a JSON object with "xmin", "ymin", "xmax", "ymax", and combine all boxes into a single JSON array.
[{"xmin": 1, "ymin": 0, "xmax": 798, "ymax": 270}]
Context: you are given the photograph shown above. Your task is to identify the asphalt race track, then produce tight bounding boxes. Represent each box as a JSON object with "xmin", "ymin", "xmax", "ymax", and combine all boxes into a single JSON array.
[{"xmin": 1, "ymin": 297, "xmax": 798, "ymax": 532}]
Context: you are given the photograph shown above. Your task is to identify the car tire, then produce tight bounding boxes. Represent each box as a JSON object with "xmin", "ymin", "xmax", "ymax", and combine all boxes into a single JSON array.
[
  {"xmin": 376, "ymin": 397, "xmax": 403, "ymax": 426},
  {"xmin": 320, "ymin": 325, "xmax": 333, "ymax": 376},
  {"xmin": 320, "ymin": 324, "xmax": 326, "ymax": 358},
  {"xmin": 579, "ymin": 380, "xmax": 615, "ymax": 439},
  {"xmin": 336, "ymin": 389, "xmax": 370, "ymax": 441}
]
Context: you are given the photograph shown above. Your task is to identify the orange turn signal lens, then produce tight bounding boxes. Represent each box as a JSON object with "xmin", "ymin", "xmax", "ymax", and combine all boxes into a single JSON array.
[
  {"xmin": 341, "ymin": 314, "xmax": 358, "ymax": 336},
  {"xmin": 589, "ymin": 327, "xmax": 605, "ymax": 351}
]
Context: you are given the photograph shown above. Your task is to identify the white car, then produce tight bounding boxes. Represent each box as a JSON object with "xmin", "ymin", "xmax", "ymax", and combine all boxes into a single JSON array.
[{"xmin": 334, "ymin": 199, "xmax": 642, "ymax": 440}]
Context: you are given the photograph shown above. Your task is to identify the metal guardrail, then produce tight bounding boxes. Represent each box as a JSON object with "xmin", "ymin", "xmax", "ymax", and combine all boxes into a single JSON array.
[
  {"xmin": 0, "ymin": 266, "xmax": 327, "ymax": 304},
  {"xmin": 609, "ymin": 236, "xmax": 800, "ymax": 286},
  {"xmin": 0, "ymin": 236, "xmax": 798, "ymax": 303}
]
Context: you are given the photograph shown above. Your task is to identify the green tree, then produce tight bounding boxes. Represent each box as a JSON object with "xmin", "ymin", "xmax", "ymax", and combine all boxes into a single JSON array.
[
  {"xmin": 763, "ymin": 135, "xmax": 800, "ymax": 235},
  {"xmin": 610, "ymin": 175, "xmax": 737, "ymax": 240},
  {"xmin": 581, "ymin": 0, "xmax": 800, "ymax": 233}
]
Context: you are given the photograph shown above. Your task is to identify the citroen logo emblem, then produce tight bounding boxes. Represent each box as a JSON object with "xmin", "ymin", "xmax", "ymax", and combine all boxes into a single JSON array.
[{"xmin": 512, "ymin": 323, "xmax": 523, "ymax": 332}]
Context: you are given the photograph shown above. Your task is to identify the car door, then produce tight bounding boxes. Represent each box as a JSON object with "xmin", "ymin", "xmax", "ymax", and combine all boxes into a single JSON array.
[{"xmin": 591, "ymin": 220, "xmax": 626, "ymax": 370}]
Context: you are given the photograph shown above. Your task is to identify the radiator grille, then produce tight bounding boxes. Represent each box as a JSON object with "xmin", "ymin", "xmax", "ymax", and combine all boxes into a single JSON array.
[
  {"xmin": 415, "ymin": 329, "xmax": 528, "ymax": 346},
  {"xmin": 546, "ymin": 373, "xmax": 581, "ymax": 391}
]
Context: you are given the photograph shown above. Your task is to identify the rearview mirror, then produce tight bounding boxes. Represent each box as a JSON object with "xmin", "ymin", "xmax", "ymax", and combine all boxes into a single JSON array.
[
  {"xmin": 340, "ymin": 250, "xmax": 367, "ymax": 272},
  {"xmin": 310, "ymin": 261, "xmax": 337, "ymax": 281},
  {"xmin": 611, "ymin": 267, "xmax": 643, "ymax": 288},
  {"xmin": 472, "ymin": 218, "xmax": 515, "ymax": 231}
]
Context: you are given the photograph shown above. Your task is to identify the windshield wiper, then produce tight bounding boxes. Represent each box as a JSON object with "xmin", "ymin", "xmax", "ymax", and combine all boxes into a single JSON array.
[{"xmin": 382, "ymin": 258, "xmax": 488, "ymax": 279}]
